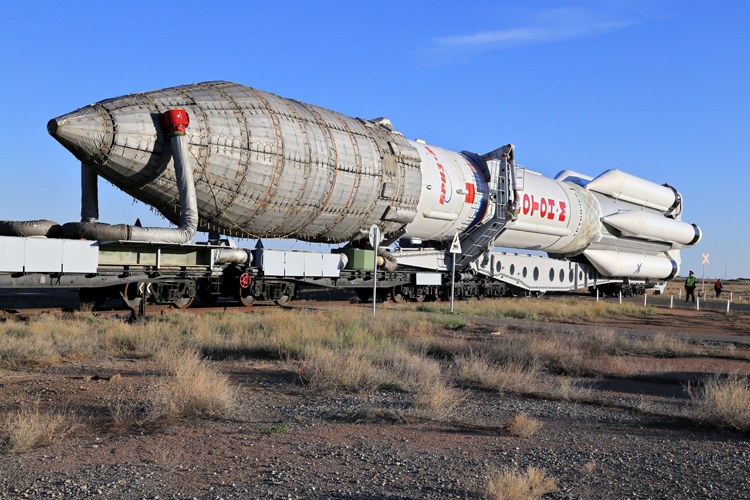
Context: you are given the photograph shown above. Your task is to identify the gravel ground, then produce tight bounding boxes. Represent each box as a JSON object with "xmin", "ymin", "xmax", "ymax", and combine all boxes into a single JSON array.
[{"xmin": 1, "ymin": 355, "xmax": 750, "ymax": 500}]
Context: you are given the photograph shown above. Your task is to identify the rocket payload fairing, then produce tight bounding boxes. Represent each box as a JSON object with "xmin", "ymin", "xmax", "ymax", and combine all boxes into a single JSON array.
[{"xmin": 48, "ymin": 81, "xmax": 701, "ymax": 280}]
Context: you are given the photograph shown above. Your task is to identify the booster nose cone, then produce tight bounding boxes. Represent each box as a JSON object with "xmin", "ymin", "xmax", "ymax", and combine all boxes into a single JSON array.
[{"xmin": 47, "ymin": 105, "xmax": 110, "ymax": 165}]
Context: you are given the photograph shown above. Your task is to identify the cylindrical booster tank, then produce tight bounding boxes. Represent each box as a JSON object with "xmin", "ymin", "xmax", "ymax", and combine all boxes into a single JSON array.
[
  {"xmin": 401, "ymin": 147, "xmax": 602, "ymax": 255},
  {"xmin": 496, "ymin": 171, "xmax": 602, "ymax": 254},
  {"xmin": 401, "ymin": 143, "xmax": 490, "ymax": 242}
]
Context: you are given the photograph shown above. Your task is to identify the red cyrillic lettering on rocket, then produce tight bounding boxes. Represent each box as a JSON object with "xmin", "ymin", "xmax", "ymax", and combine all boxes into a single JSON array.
[
  {"xmin": 521, "ymin": 195, "xmax": 565, "ymax": 221},
  {"xmin": 424, "ymin": 146, "xmax": 448, "ymax": 205},
  {"xmin": 530, "ymin": 196, "xmax": 539, "ymax": 217}
]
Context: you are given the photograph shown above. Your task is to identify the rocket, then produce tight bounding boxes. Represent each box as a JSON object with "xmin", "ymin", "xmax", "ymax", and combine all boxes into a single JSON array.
[{"xmin": 48, "ymin": 81, "xmax": 701, "ymax": 280}]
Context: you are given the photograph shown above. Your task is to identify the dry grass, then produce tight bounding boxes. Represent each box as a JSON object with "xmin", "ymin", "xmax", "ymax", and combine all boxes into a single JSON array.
[
  {"xmin": 303, "ymin": 344, "xmax": 466, "ymax": 420},
  {"xmin": 484, "ymin": 466, "xmax": 558, "ymax": 500},
  {"xmin": 488, "ymin": 333, "xmax": 591, "ymax": 375},
  {"xmin": 456, "ymin": 353, "xmax": 540, "ymax": 393},
  {"xmin": 0, "ymin": 314, "xmax": 100, "ymax": 367},
  {"xmin": 0, "ymin": 307, "xmax": 706, "ymax": 373},
  {"xmin": 687, "ymin": 374, "xmax": 750, "ymax": 431},
  {"xmin": 505, "ymin": 414, "xmax": 542, "ymax": 437},
  {"xmin": 1, "ymin": 306, "xmax": 745, "ymax": 432},
  {"xmin": 417, "ymin": 297, "xmax": 656, "ymax": 322},
  {"xmin": 546, "ymin": 376, "xmax": 593, "ymax": 402},
  {"xmin": 480, "ymin": 329, "xmax": 696, "ymax": 379},
  {"xmin": 2, "ymin": 402, "xmax": 75, "ymax": 452},
  {"xmin": 147, "ymin": 346, "xmax": 236, "ymax": 421},
  {"xmin": 454, "ymin": 352, "xmax": 594, "ymax": 403},
  {"xmin": 108, "ymin": 393, "xmax": 139, "ymax": 427},
  {"xmin": 582, "ymin": 460, "xmax": 597, "ymax": 475},
  {"xmin": 303, "ymin": 347, "xmax": 381, "ymax": 392},
  {"xmin": 0, "ymin": 309, "xmax": 435, "ymax": 367},
  {"xmin": 412, "ymin": 377, "xmax": 467, "ymax": 421},
  {"xmin": 603, "ymin": 355, "xmax": 669, "ymax": 378}
]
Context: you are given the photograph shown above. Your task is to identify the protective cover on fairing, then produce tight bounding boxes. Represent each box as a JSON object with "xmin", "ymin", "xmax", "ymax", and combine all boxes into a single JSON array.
[{"xmin": 48, "ymin": 82, "xmax": 423, "ymax": 243}]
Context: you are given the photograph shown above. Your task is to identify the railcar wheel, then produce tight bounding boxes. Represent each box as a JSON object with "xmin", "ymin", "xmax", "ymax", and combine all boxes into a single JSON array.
[
  {"xmin": 172, "ymin": 296, "xmax": 194, "ymax": 309},
  {"xmin": 238, "ymin": 294, "xmax": 256, "ymax": 307},
  {"xmin": 391, "ymin": 286, "xmax": 405, "ymax": 303},
  {"xmin": 275, "ymin": 294, "xmax": 292, "ymax": 306},
  {"xmin": 414, "ymin": 293, "xmax": 426, "ymax": 303}
]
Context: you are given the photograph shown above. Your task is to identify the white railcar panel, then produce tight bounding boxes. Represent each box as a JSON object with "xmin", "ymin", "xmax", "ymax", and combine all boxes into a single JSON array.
[
  {"xmin": 0, "ymin": 236, "xmax": 26, "ymax": 272},
  {"xmin": 25, "ymin": 239, "xmax": 64, "ymax": 273}
]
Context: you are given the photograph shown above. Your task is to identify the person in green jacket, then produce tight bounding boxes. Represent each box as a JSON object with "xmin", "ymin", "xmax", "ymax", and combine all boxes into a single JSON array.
[{"xmin": 685, "ymin": 271, "xmax": 696, "ymax": 302}]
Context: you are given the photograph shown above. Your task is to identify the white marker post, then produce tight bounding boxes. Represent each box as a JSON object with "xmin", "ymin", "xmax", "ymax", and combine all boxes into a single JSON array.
[
  {"xmin": 702, "ymin": 253, "xmax": 709, "ymax": 299},
  {"xmin": 449, "ymin": 233, "xmax": 462, "ymax": 313},
  {"xmin": 596, "ymin": 288, "xmax": 599, "ymax": 302},
  {"xmin": 369, "ymin": 225, "xmax": 382, "ymax": 317},
  {"xmin": 644, "ymin": 292, "xmax": 647, "ymax": 307},
  {"xmin": 670, "ymin": 295, "xmax": 673, "ymax": 309}
]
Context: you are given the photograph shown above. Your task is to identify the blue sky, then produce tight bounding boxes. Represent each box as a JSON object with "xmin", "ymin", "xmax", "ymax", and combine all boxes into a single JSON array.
[{"xmin": 1, "ymin": 1, "xmax": 747, "ymax": 277}]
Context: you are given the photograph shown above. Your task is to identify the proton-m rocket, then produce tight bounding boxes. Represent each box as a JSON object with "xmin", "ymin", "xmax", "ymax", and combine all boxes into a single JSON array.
[{"xmin": 47, "ymin": 81, "xmax": 701, "ymax": 281}]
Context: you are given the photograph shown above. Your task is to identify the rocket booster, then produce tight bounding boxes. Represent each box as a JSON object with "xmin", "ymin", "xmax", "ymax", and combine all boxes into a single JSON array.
[{"xmin": 48, "ymin": 81, "xmax": 701, "ymax": 279}]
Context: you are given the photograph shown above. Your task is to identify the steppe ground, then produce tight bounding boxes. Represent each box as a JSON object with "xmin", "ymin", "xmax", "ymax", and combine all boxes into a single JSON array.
[{"xmin": 1, "ymin": 279, "xmax": 749, "ymax": 499}]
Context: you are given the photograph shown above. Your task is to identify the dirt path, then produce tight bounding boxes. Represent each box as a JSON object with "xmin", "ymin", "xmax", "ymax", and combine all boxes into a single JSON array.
[{"xmin": 2, "ymin": 334, "xmax": 750, "ymax": 499}]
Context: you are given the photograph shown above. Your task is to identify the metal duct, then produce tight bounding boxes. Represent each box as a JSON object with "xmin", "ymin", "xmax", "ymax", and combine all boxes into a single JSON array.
[
  {"xmin": 129, "ymin": 125, "xmax": 198, "ymax": 244},
  {"xmin": 62, "ymin": 112, "xmax": 198, "ymax": 244},
  {"xmin": 80, "ymin": 163, "xmax": 99, "ymax": 222},
  {"xmin": 214, "ymin": 248, "xmax": 251, "ymax": 265},
  {"xmin": 376, "ymin": 247, "xmax": 398, "ymax": 271},
  {"xmin": 0, "ymin": 220, "xmax": 61, "ymax": 238}
]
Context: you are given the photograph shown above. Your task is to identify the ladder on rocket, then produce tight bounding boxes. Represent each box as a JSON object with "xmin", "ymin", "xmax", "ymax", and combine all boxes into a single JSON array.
[{"xmin": 453, "ymin": 144, "xmax": 518, "ymax": 271}]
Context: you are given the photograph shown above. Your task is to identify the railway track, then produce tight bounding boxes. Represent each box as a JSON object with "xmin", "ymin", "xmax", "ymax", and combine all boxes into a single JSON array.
[
  {"xmin": 2, "ymin": 288, "xmax": 748, "ymax": 322},
  {"xmin": 0, "ymin": 299, "xmax": 360, "ymax": 321}
]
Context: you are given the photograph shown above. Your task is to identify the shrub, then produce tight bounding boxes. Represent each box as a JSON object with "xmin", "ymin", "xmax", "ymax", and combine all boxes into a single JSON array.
[
  {"xmin": 687, "ymin": 375, "xmax": 750, "ymax": 431},
  {"xmin": 505, "ymin": 414, "xmax": 542, "ymax": 437},
  {"xmin": 2, "ymin": 402, "xmax": 74, "ymax": 452},
  {"xmin": 147, "ymin": 346, "xmax": 236, "ymax": 420},
  {"xmin": 484, "ymin": 466, "xmax": 557, "ymax": 500},
  {"xmin": 455, "ymin": 353, "xmax": 539, "ymax": 394},
  {"xmin": 413, "ymin": 377, "xmax": 467, "ymax": 421},
  {"xmin": 259, "ymin": 423, "xmax": 288, "ymax": 435},
  {"xmin": 302, "ymin": 347, "xmax": 380, "ymax": 392}
]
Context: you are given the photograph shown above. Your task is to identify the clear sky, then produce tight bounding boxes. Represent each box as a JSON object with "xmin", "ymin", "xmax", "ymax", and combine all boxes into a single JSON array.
[{"xmin": 1, "ymin": 1, "xmax": 747, "ymax": 277}]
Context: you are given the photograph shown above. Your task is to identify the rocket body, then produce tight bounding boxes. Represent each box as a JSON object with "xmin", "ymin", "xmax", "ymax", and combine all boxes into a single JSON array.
[{"xmin": 48, "ymin": 81, "xmax": 701, "ymax": 280}]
